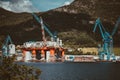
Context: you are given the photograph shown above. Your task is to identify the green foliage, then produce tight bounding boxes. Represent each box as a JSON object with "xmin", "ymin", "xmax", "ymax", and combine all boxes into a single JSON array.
[
  {"xmin": 65, "ymin": 49, "xmax": 83, "ymax": 55},
  {"xmin": 59, "ymin": 30, "xmax": 97, "ymax": 47},
  {"xmin": 114, "ymin": 47, "xmax": 120, "ymax": 56},
  {"xmin": 0, "ymin": 8, "xmax": 32, "ymax": 27},
  {"xmin": 0, "ymin": 55, "xmax": 41, "ymax": 80}
]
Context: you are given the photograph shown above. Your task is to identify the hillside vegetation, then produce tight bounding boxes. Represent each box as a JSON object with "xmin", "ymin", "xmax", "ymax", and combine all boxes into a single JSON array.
[{"xmin": 0, "ymin": 0, "xmax": 120, "ymax": 48}]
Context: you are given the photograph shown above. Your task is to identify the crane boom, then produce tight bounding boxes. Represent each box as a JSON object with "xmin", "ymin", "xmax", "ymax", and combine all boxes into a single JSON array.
[
  {"xmin": 93, "ymin": 18, "xmax": 106, "ymax": 39},
  {"xmin": 111, "ymin": 17, "xmax": 120, "ymax": 36},
  {"xmin": 32, "ymin": 13, "xmax": 54, "ymax": 38}
]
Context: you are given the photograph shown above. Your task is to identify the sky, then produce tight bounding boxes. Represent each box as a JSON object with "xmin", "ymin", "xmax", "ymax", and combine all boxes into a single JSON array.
[{"xmin": 0, "ymin": 0, "xmax": 74, "ymax": 13}]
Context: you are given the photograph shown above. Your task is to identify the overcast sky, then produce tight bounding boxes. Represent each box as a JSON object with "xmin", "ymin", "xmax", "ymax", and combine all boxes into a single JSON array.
[{"xmin": 0, "ymin": 0, "xmax": 74, "ymax": 13}]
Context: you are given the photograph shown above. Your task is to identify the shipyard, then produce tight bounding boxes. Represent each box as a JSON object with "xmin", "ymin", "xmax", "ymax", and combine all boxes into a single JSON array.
[
  {"xmin": 0, "ymin": 13, "xmax": 120, "ymax": 63},
  {"xmin": 0, "ymin": 0, "xmax": 120, "ymax": 80}
]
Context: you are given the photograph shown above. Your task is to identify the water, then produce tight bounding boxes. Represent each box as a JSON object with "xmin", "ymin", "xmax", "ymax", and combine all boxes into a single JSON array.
[{"xmin": 18, "ymin": 62, "xmax": 120, "ymax": 80}]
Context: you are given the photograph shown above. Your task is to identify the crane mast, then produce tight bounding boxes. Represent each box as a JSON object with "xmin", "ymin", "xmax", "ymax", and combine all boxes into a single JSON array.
[{"xmin": 40, "ymin": 17, "xmax": 46, "ymax": 44}]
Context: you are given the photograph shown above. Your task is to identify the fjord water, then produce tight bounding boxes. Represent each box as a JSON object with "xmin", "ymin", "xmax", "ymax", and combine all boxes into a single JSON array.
[{"xmin": 19, "ymin": 62, "xmax": 120, "ymax": 80}]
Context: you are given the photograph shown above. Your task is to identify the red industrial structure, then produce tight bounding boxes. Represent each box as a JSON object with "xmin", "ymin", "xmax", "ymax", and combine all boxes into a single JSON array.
[{"xmin": 21, "ymin": 13, "xmax": 65, "ymax": 62}]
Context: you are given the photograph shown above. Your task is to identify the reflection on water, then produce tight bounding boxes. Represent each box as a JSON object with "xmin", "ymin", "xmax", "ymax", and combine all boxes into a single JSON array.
[{"xmin": 18, "ymin": 62, "xmax": 120, "ymax": 80}]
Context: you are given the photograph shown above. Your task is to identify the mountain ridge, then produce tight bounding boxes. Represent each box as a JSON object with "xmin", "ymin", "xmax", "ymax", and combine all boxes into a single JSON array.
[{"xmin": 0, "ymin": 0, "xmax": 120, "ymax": 47}]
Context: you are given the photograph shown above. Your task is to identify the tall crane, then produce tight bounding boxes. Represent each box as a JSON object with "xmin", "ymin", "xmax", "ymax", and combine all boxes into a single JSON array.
[
  {"xmin": 93, "ymin": 17, "xmax": 120, "ymax": 60},
  {"xmin": 2, "ymin": 35, "xmax": 13, "ymax": 56},
  {"xmin": 32, "ymin": 13, "xmax": 57, "ymax": 42}
]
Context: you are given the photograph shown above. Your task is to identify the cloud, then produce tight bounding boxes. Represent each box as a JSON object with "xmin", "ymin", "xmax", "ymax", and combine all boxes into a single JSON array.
[
  {"xmin": 64, "ymin": 0, "xmax": 74, "ymax": 5},
  {"xmin": 0, "ymin": 0, "xmax": 38, "ymax": 13},
  {"xmin": 0, "ymin": 0, "xmax": 74, "ymax": 13},
  {"xmin": 31, "ymin": 0, "xmax": 74, "ymax": 12}
]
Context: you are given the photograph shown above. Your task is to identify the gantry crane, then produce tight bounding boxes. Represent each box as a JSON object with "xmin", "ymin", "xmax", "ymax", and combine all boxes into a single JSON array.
[
  {"xmin": 93, "ymin": 17, "xmax": 120, "ymax": 60},
  {"xmin": 2, "ymin": 35, "xmax": 13, "ymax": 56}
]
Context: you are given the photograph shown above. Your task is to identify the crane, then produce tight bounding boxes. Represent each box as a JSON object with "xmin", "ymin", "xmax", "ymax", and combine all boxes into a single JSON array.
[
  {"xmin": 31, "ymin": 13, "xmax": 64, "ymax": 59},
  {"xmin": 2, "ymin": 35, "xmax": 13, "ymax": 56},
  {"xmin": 93, "ymin": 17, "xmax": 120, "ymax": 60},
  {"xmin": 32, "ymin": 13, "xmax": 57, "ymax": 42},
  {"xmin": 109, "ymin": 17, "xmax": 120, "ymax": 59}
]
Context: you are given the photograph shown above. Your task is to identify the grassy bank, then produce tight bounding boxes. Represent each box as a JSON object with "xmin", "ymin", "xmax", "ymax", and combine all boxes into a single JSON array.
[{"xmin": 114, "ymin": 47, "xmax": 120, "ymax": 56}]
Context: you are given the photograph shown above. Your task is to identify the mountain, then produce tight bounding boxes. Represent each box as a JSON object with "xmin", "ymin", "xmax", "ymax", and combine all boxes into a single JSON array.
[
  {"xmin": 55, "ymin": 0, "xmax": 120, "ymax": 23},
  {"xmin": 0, "ymin": 0, "xmax": 120, "ymax": 48}
]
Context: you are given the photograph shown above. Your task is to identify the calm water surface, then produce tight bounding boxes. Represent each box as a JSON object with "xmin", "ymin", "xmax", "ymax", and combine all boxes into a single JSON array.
[{"xmin": 18, "ymin": 62, "xmax": 120, "ymax": 80}]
